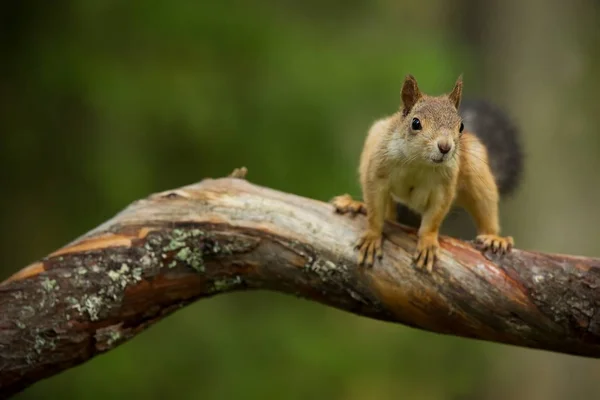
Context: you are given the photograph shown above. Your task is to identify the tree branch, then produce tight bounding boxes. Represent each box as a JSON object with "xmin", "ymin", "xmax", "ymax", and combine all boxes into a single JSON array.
[{"xmin": 2, "ymin": 171, "xmax": 600, "ymax": 397}]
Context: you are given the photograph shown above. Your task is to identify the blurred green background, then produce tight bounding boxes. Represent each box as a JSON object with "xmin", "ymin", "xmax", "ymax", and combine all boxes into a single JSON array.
[{"xmin": 3, "ymin": 0, "xmax": 600, "ymax": 399}]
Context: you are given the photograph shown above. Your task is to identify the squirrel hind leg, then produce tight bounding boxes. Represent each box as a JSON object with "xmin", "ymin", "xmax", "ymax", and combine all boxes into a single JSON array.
[{"xmin": 330, "ymin": 194, "xmax": 366, "ymax": 216}]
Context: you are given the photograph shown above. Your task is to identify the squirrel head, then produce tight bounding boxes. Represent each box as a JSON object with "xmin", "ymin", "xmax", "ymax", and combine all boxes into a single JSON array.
[{"xmin": 395, "ymin": 74, "xmax": 464, "ymax": 165}]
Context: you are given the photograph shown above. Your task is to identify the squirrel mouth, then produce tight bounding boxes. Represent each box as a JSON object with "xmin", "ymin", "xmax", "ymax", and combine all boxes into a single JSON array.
[{"xmin": 431, "ymin": 157, "xmax": 445, "ymax": 164}]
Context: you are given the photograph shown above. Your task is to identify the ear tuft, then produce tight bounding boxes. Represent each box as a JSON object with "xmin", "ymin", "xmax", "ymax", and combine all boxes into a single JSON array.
[
  {"xmin": 401, "ymin": 74, "xmax": 422, "ymax": 116},
  {"xmin": 448, "ymin": 74, "xmax": 463, "ymax": 109}
]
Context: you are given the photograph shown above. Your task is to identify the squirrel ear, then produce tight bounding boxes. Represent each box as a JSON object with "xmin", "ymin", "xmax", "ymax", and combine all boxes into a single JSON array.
[
  {"xmin": 448, "ymin": 74, "xmax": 463, "ymax": 109},
  {"xmin": 401, "ymin": 74, "xmax": 422, "ymax": 116}
]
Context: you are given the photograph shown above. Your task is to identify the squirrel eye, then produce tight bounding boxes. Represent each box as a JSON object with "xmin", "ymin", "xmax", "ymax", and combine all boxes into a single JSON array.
[
  {"xmin": 411, "ymin": 118, "xmax": 422, "ymax": 131},
  {"xmin": 459, "ymin": 122, "xmax": 464, "ymax": 133}
]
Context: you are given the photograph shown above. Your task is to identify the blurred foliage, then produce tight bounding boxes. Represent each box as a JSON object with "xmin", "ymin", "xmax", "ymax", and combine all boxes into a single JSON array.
[{"xmin": 3, "ymin": 0, "xmax": 600, "ymax": 399}]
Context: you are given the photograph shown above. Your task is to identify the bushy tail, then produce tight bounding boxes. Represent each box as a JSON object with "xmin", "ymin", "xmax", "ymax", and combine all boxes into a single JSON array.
[{"xmin": 459, "ymin": 98, "xmax": 524, "ymax": 197}]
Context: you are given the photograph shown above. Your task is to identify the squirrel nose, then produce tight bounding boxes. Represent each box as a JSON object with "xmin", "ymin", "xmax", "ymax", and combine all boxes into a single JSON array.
[{"xmin": 437, "ymin": 141, "xmax": 452, "ymax": 154}]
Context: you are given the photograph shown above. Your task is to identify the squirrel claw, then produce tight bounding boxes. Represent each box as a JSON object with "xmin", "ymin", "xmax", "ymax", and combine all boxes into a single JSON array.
[
  {"xmin": 414, "ymin": 236, "xmax": 439, "ymax": 273},
  {"xmin": 355, "ymin": 231, "xmax": 383, "ymax": 267},
  {"xmin": 475, "ymin": 234, "xmax": 513, "ymax": 255},
  {"xmin": 331, "ymin": 194, "xmax": 366, "ymax": 216}
]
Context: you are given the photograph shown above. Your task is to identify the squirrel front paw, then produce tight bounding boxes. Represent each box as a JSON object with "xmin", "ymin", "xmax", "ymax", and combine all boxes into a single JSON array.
[
  {"xmin": 331, "ymin": 194, "xmax": 366, "ymax": 216},
  {"xmin": 414, "ymin": 234, "xmax": 439, "ymax": 272},
  {"xmin": 355, "ymin": 230, "xmax": 383, "ymax": 267},
  {"xmin": 475, "ymin": 234, "xmax": 513, "ymax": 255}
]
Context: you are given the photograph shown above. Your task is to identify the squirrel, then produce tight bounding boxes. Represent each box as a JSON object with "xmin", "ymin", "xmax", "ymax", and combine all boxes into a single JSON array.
[{"xmin": 331, "ymin": 74, "xmax": 523, "ymax": 272}]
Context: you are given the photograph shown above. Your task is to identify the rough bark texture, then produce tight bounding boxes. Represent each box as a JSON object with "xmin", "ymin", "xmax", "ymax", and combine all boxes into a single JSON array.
[{"xmin": 2, "ymin": 171, "xmax": 600, "ymax": 398}]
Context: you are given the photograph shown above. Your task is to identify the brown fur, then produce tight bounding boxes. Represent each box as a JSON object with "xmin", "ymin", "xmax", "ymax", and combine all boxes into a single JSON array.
[{"xmin": 332, "ymin": 75, "xmax": 513, "ymax": 272}]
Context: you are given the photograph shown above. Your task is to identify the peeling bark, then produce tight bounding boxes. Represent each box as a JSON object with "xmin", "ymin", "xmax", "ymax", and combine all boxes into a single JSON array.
[{"xmin": 1, "ymin": 171, "xmax": 600, "ymax": 397}]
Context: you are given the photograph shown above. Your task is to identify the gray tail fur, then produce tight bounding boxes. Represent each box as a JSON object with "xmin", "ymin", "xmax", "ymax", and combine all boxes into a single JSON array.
[{"xmin": 459, "ymin": 98, "xmax": 524, "ymax": 197}]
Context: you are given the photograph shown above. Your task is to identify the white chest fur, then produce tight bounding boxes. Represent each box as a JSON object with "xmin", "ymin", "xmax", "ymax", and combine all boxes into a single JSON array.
[{"xmin": 388, "ymin": 164, "xmax": 452, "ymax": 214}]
